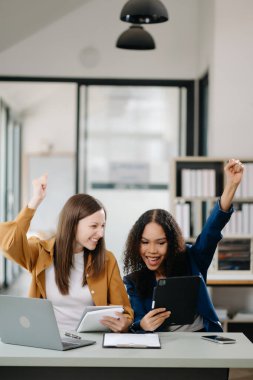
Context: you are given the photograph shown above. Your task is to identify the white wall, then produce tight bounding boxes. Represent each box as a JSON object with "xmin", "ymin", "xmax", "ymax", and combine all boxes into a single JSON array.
[
  {"xmin": 206, "ymin": 0, "xmax": 253, "ymax": 310},
  {"xmin": 198, "ymin": 0, "xmax": 214, "ymax": 77},
  {"xmin": 197, "ymin": 0, "xmax": 253, "ymax": 159},
  {"xmin": 209, "ymin": 0, "xmax": 253, "ymax": 157}
]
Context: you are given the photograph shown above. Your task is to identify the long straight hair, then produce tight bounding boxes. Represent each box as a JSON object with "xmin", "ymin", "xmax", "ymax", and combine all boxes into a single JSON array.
[{"xmin": 54, "ymin": 194, "xmax": 106, "ymax": 295}]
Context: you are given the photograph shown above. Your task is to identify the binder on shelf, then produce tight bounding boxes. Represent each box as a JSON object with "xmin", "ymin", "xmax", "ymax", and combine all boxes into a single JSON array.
[
  {"xmin": 181, "ymin": 169, "xmax": 191, "ymax": 197},
  {"xmin": 250, "ymin": 204, "xmax": 253, "ymax": 234},
  {"xmin": 209, "ymin": 169, "xmax": 216, "ymax": 197},
  {"xmin": 202, "ymin": 169, "xmax": 210, "ymax": 197},
  {"xmin": 242, "ymin": 204, "xmax": 250, "ymax": 235},
  {"xmin": 175, "ymin": 202, "xmax": 190, "ymax": 239}
]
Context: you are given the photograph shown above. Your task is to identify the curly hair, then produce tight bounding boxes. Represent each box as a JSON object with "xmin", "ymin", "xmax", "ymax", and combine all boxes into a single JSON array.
[{"xmin": 123, "ymin": 209, "xmax": 189, "ymax": 297}]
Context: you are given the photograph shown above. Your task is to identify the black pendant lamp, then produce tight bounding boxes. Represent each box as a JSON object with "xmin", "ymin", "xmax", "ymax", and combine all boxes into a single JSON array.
[
  {"xmin": 116, "ymin": 25, "xmax": 155, "ymax": 50},
  {"xmin": 120, "ymin": 0, "xmax": 169, "ymax": 24}
]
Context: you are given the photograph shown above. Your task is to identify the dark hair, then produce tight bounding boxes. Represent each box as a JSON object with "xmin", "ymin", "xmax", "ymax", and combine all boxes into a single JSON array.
[
  {"xmin": 123, "ymin": 209, "xmax": 189, "ymax": 297},
  {"xmin": 54, "ymin": 194, "xmax": 106, "ymax": 295}
]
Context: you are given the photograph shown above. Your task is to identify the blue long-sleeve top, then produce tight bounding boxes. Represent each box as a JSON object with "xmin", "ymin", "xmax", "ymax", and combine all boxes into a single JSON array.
[{"xmin": 124, "ymin": 201, "xmax": 233, "ymax": 333}]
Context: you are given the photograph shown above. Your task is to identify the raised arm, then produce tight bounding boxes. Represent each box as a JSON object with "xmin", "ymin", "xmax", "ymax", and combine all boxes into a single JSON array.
[
  {"xmin": 189, "ymin": 159, "xmax": 244, "ymax": 277},
  {"xmin": 28, "ymin": 173, "xmax": 48, "ymax": 209},
  {"xmin": 0, "ymin": 173, "xmax": 48, "ymax": 270},
  {"xmin": 220, "ymin": 159, "xmax": 244, "ymax": 211}
]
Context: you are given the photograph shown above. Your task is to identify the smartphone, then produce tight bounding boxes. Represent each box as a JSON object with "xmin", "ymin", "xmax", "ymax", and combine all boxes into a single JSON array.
[{"xmin": 201, "ymin": 335, "xmax": 236, "ymax": 344}]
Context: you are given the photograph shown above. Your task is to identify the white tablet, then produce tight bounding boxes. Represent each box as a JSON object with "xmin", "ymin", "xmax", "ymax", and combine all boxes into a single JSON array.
[{"xmin": 76, "ymin": 306, "xmax": 124, "ymax": 332}]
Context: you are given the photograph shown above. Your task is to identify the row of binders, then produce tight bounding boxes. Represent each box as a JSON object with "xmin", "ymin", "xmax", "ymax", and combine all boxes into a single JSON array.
[
  {"xmin": 181, "ymin": 169, "xmax": 216, "ymax": 197},
  {"xmin": 180, "ymin": 163, "xmax": 253, "ymax": 199},
  {"xmin": 175, "ymin": 202, "xmax": 253, "ymax": 239},
  {"xmin": 222, "ymin": 204, "xmax": 253, "ymax": 235}
]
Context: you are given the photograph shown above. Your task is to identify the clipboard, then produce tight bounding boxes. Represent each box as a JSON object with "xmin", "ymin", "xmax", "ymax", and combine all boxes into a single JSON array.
[
  {"xmin": 152, "ymin": 275, "xmax": 201, "ymax": 325},
  {"xmin": 102, "ymin": 333, "xmax": 161, "ymax": 349}
]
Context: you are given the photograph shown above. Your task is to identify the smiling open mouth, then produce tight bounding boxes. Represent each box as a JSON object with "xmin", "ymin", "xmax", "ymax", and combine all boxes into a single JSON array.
[{"xmin": 145, "ymin": 256, "xmax": 161, "ymax": 264}]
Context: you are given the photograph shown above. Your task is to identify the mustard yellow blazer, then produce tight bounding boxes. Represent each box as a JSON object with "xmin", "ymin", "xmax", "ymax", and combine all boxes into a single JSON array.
[{"xmin": 0, "ymin": 207, "xmax": 133, "ymax": 321}]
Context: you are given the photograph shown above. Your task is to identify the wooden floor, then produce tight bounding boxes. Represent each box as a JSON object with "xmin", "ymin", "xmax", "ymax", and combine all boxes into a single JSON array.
[{"xmin": 1, "ymin": 271, "xmax": 253, "ymax": 379}]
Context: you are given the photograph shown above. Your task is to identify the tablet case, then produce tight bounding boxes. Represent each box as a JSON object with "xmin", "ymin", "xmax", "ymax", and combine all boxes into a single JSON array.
[{"xmin": 152, "ymin": 275, "xmax": 201, "ymax": 325}]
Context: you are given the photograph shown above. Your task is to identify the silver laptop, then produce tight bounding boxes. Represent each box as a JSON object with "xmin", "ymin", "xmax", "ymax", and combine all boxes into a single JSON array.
[{"xmin": 0, "ymin": 295, "xmax": 96, "ymax": 351}]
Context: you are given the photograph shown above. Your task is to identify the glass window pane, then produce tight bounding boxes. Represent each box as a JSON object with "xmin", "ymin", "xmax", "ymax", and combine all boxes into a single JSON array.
[
  {"xmin": 80, "ymin": 85, "xmax": 186, "ymax": 269},
  {"xmin": 86, "ymin": 86, "xmax": 180, "ymax": 188}
]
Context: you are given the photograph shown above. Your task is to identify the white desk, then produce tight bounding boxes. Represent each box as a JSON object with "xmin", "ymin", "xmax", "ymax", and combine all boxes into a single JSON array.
[{"xmin": 0, "ymin": 333, "xmax": 252, "ymax": 380}]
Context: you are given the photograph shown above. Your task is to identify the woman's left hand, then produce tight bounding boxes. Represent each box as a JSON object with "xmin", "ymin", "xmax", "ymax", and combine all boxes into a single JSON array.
[{"xmin": 100, "ymin": 312, "xmax": 132, "ymax": 333}]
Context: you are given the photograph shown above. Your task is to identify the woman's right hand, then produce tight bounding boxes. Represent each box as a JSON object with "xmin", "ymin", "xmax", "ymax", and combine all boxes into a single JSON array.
[
  {"xmin": 140, "ymin": 308, "xmax": 171, "ymax": 331},
  {"xmin": 28, "ymin": 173, "xmax": 48, "ymax": 210}
]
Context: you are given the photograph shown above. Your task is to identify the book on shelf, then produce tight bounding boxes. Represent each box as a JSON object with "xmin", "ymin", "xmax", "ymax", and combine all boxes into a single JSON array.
[
  {"xmin": 240, "ymin": 163, "xmax": 253, "ymax": 197},
  {"xmin": 242, "ymin": 204, "xmax": 250, "ymax": 235},
  {"xmin": 217, "ymin": 239, "xmax": 251, "ymax": 271}
]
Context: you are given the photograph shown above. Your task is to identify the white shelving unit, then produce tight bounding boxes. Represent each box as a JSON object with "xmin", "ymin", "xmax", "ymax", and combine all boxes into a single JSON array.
[{"xmin": 171, "ymin": 157, "xmax": 253, "ymax": 285}]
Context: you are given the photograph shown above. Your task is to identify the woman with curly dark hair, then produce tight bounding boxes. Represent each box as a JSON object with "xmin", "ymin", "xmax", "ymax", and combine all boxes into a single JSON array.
[{"xmin": 123, "ymin": 159, "xmax": 244, "ymax": 333}]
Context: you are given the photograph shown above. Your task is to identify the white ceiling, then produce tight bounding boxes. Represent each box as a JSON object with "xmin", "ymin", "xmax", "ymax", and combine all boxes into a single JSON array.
[
  {"xmin": 0, "ymin": 0, "xmax": 91, "ymax": 111},
  {"xmin": 0, "ymin": 0, "xmax": 90, "ymax": 53}
]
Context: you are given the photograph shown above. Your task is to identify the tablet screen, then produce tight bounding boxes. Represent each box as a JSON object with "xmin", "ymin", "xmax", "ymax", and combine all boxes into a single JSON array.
[{"xmin": 152, "ymin": 275, "xmax": 201, "ymax": 325}]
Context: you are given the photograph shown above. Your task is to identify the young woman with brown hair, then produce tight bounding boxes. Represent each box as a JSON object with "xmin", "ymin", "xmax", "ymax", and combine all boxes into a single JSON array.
[{"xmin": 0, "ymin": 174, "xmax": 133, "ymax": 332}]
